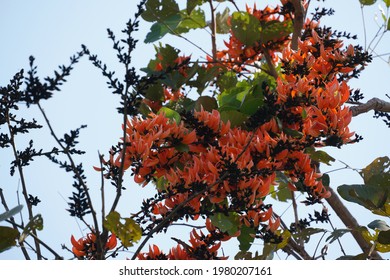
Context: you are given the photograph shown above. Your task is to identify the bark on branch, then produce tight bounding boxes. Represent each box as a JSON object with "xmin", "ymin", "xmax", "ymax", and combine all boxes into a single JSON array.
[
  {"xmin": 325, "ymin": 186, "xmax": 382, "ymax": 259},
  {"xmin": 290, "ymin": 0, "xmax": 305, "ymax": 51},
  {"xmin": 350, "ymin": 97, "xmax": 390, "ymax": 117}
]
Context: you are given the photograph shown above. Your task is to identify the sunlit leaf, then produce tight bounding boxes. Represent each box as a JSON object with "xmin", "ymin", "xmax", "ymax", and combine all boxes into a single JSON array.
[
  {"xmin": 0, "ymin": 205, "xmax": 23, "ymax": 222},
  {"xmin": 260, "ymin": 20, "xmax": 293, "ymax": 43},
  {"xmin": 231, "ymin": 12, "xmax": 261, "ymax": 46},
  {"xmin": 360, "ymin": 156, "xmax": 390, "ymax": 184},
  {"xmin": 276, "ymin": 230, "xmax": 291, "ymax": 250},
  {"xmin": 104, "ymin": 211, "xmax": 142, "ymax": 248},
  {"xmin": 176, "ymin": 8, "xmax": 207, "ymax": 33},
  {"xmin": 385, "ymin": 0, "xmax": 390, "ymax": 8},
  {"xmin": 0, "ymin": 226, "xmax": 19, "ymax": 252},
  {"xmin": 216, "ymin": 7, "xmax": 231, "ymax": 34},
  {"xmin": 158, "ymin": 107, "xmax": 181, "ymax": 124}
]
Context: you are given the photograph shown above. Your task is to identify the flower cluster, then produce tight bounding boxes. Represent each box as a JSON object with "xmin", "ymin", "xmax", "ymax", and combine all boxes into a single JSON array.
[
  {"xmin": 137, "ymin": 219, "xmax": 230, "ymax": 260},
  {"xmin": 71, "ymin": 232, "xmax": 117, "ymax": 259}
]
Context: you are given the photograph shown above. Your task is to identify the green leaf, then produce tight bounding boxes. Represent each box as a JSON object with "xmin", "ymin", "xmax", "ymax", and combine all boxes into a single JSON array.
[
  {"xmin": 142, "ymin": 0, "xmax": 180, "ymax": 22},
  {"xmin": 195, "ymin": 96, "xmax": 218, "ymax": 112},
  {"xmin": 104, "ymin": 211, "xmax": 142, "ymax": 248},
  {"xmin": 0, "ymin": 205, "xmax": 23, "ymax": 222},
  {"xmin": 176, "ymin": 8, "xmax": 207, "ymax": 34},
  {"xmin": 387, "ymin": 17, "xmax": 390, "ymax": 31},
  {"xmin": 359, "ymin": 0, "xmax": 377, "ymax": 5},
  {"xmin": 230, "ymin": 12, "xmax": 262, "ymax": 46},
  {"xmin": 144, "ymin": 83, "xmax": 165, "ymax": 101},
  {"xmin": 321, "ymin": 173, "xmax": 330, "ymax": 187},
  {"xmin": 360, "ymin": 156, "xmax": 390, "ymax": 184},
  {"xmin": 260, "ymin": 20, "xmax": 293, "ymax": 43},
  {"xmin": 0, "ymin": 226, "xmax": 19, "ymax": 252},
  {"xmin": 283, "ymin": 127, "xmax": 303, "ymax": 139},
  {"xmin": 293, "ymin": 228, "xmax": 326, "ymax": 243},
  {"xmin": 19, "ymin": 214, "xmax": 43, "ymax": 243},
  {"xmin": 144, "ymin": 14, "xmax": 182, "ymax": 43},
  {"xmin": 187, "ymin": 0, "xmax": 205, "ymax": 14},
  {"xmin": 272, "ymin": 172, "xmax": 293, "ymax": 202},
  {"xmin": 378, "ymin": 229, "xmax": 390, "ymax": 244},
  {"xmin": 305, "ymin": 147, "xmax": 335, "ymax": 166},
  {"xmin": 210, "ymin": 212, "xmax": 240, "ymax": 235},
  {"xmin": 368, "ymin": 219, "xmax": 390, "ymax": 231},
  {"xmin": 158, "ymin": 107, "xmax": 181, "ymax": 124},
  {"xmin": 217, "ymin": 71, "xmax": 238, "ymax": 92},
  {"xmin": 337, "ymin": 184, "xmax": 390, "ymax": 216},
  {"xmin": 220, "ymin": 110, "xmax": 248, "ymax": 127},
  {"xmin": 385, "ymin": 0, "xmax": 390, "ymax": 7},
  {"xmin": 216, "ymin": 7, "xmax": 231, "ymax": 34},
  {"xmin": 337, "ymin": 253, "xmax": 368, "ymax": 260},
  {"xmin": 156, "ymin": 177, "xmax": 168, "ymax": 191},
  {"xmin": 237, "ymin": 225, "xmax": 256, "ymax": 251},
  {"xmin": 175, "ymin": 143, "xmax": 189, "ymax": 152},
  {"xmin": 325, "ymin": 229, "xmax": 351, "ymax": 244},
  {"xmin": 187, "ymin": 66, "xmax": 219, "ymax": 94}
]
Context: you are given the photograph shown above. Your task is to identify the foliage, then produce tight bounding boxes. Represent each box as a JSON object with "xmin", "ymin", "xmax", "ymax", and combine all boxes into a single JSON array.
[{"xmin": 0, "ymin": 0, "xmax": 389, "ymax": 260}]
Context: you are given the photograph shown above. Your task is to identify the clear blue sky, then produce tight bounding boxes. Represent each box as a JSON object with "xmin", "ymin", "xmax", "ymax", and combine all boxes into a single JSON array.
[{"xmin": 1, "ymin": 0, "xmax": 389, "ymax": 260}]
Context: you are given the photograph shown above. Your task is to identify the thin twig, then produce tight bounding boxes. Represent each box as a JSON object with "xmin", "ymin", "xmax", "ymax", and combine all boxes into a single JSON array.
[
  {"xmin": 5, "ymin": 110, "xmax": 42, "ymax": 259},
  {"xmin": 208, "ymin": 0, "xmax": 218, "ymax": 60}
]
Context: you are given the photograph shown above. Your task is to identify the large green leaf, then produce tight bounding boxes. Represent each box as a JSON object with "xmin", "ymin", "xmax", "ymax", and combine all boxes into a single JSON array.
[
  {"xmin": 260, "ymin": 20, "xmax": 293, "ymax": 43},
  {"xmin": 220, "ymin": 110, "xmax": 248, "ymax": 127},
  {"xmin": 210, "ymin": 212, "xmax": 240, "ymax": 235},
  {"xmin": 337, "ymin": 184, "xmax": 390, "ymax": 216},
  {"xmin": 104, "ymin": 211, "xmax": 142, "ymax": 248},
  {"xmin": 144, "ymin": 14, "xmax": 182, "ymax": 43},
  {"xmin": 176, "ymin": 8, "xmax": 207, "ymax": 34},
  {"xmin": 237, "ymin": 225, "xmax": 256, "ymax": 251},
  {"xmin": 230, "ymin": 12, "xmax": 262, "ymax": 46},
  {"xmin": 0, "ymin": 226, "xmax": 19, "ymax": 252},
  {"xmin": 305, "ymin": 147, "xmax": 335, "ymax": 166},
  {"xmin": 271, "ymin": 171, "xmax": 293, "ymax": 202},
  {"xmin": 186, "ymin": 0, "xmax": 205, "ymax": 14},
  {"xmin": 338, "ymin": 156, "xmax": 390, "ymax": 216},
  {"xmin": 0, "ymin": 205, "xmax": 23, "ymax": 222},
  {"xmin": 142, "ymin": 0, "xmax": 180, "ymax": 22},
  {"xmin": 195, "ymin": 96, "xmax": 218, "ymax": 112},
  {"xmin": 384, "ymin": 0, "xmax": 390, "ymax": 8}
]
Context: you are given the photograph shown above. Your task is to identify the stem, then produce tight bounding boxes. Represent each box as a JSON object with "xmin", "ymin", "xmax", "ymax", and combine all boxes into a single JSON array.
[
  {"xmin": 37, "ymin": 102, "xmax": 102, "ymax": 254},
  {"xmin": 208, "ymin": 0, "xmax": 217, "ymax": 60},
  {"xmin": 6, "ymin": 110, "xmax": 42, "ymax": 259},
  {"xmin": 350, "ymin": 97, "xmax": 390, "ymax": 116},
  {"xmin": 261, "ymin": 46, "xmax": 278, "ymax": 79}
]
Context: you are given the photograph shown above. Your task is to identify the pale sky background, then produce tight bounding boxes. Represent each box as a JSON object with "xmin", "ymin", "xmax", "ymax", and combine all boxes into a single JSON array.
[{"xmin": 0, "ymin": 0, "xmax": 389, "ymax": 260}]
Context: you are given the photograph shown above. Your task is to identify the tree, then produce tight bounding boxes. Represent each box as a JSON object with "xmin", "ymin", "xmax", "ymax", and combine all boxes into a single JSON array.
[{"xmin": 0, "ymin": 0, "xmax": 389, "ymax": 260}]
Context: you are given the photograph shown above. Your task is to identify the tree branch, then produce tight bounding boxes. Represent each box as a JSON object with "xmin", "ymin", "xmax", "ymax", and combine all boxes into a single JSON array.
[
  {"xmin": 290, "ymin": 0, "xmax": 305, "ymax": 51},
  {"xmin": 350, "ymin": 97, "xmax": 390, "ymax": 117},
  {"xmin": 325, "ymin": 185, "xmax": 382, "ymax": 259}
]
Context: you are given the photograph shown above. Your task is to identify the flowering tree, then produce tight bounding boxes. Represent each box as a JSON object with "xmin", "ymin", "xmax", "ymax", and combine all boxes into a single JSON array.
[{"xmin": 1, "ymin": 0, "xmax": 390, "ymax": 260}]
